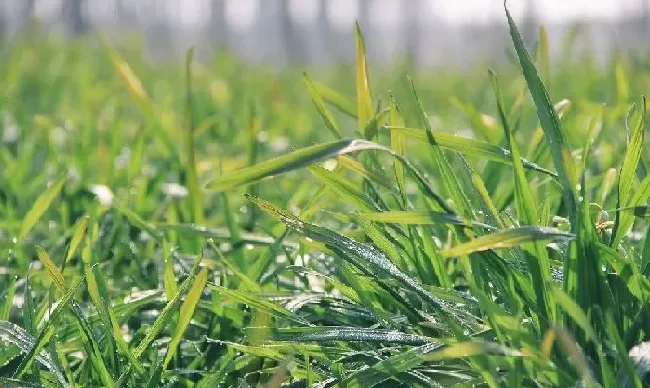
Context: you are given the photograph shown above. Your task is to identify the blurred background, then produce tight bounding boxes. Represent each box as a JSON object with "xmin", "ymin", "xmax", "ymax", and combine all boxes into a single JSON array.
[{"xmin": 0, "ymin": 0, "xmax": 649, "ymax": 69}]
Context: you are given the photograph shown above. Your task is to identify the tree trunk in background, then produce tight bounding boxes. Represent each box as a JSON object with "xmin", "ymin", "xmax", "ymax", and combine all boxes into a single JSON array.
[
  {"xmin": 523, "ymin": 0, "xmax": 538, "ymax": 46},
  {"xmin": 63, "ymin": 0, "xmax": 88, "ymax": 35},
  {"xmin": 116, "ymin": 0, "xmax": 128, "ymax": 21},
  {"xmin": 0, "ymin": 0, "xmax": 6, "ymax": 36},
  {"xmin": 23, "ymin": 0, "xmax": 36, "ymax": 22},
  {"xmin": 210, "ymin": 0, "xmax": 228, "ymax": 50},
  {"xmin": 280, "ymin": 0, "xmax": 304, "ymax": 64},
  {"xmin": 405, "ymin": 0, "xmax": 421, "ymax": 66},
  {"xmin": 358, "ymin": 0, "xmax": 369, "ymax": 28},
  {"xmin": 643, "ymin": 0, "xmax": 649, "ymax": 35},
  {"xmin": 316, "ymin": 0, "xmax": 331, "ymax": 65}
]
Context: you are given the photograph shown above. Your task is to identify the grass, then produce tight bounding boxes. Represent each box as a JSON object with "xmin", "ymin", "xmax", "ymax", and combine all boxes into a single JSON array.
[{"xmin": 2, "ymin": 7, "xmax": 650, "ymax": 387}]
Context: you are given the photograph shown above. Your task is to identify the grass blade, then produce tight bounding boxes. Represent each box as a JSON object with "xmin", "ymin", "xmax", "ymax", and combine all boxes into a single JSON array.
[
  {"xmin": 550, "ymin": 288, "xmax": 598, "ymax": 344},
  {"xmin": 19, "ymin": 177, "xmax": 65, "ymax": 240},
  {"xmin": 104, "ymin": 41, "xmax": 177, "ymax": 158},
  {"xmin": 207, "ymin": 139, "xmax": 380, "ymax": 192},
  {"xmin": 134, "ymin": 254, "xmax": 204, "ymax": 358},
  {"xmin": 506, "ymin": 5, "xmax": 578, "ymax": 220},
  {"xmin": 312, "ymin": 81, "xmax": 357, "ymax": 117},
  {"xmin": 538, "ymin": 26, "xmax": 550, "ymax": 91},
  {"xmin": 35, "ymin": 247, "xmax": 115, "ymax": 387},
  {"xmin": 308, "ymin": 164, "xmax": 380, "ymax": 211},
  {"xmin": 385, "ymin": 127, "xmax": 557, "ymax": 177},
  {"xmin": 184, "ymin": 46, "xmax": 203, "ymax": 224},
  {"xmin": 112, "ymin": 202, "xmax": 163, "ymax": 242},
  {"xmin": 490, "ymin": 69, "xmax": 555, "ymax": 326},
  {"xmin": 338, "ymin": 342, "xmax": 442, "ymax": 388},
  {"xmin": 304, "ymin": 72, "xmax": 342, "ymax": 139},
  {"xmin": 247, "ymin": 195, "xmax": 455, "ymax": 319},
  {"xmin": 354, "ymin": 22, "xmax": 373, "ymax": 136},
  {"xmin": 0, "ymin": 321, "xmax": 69, "ymax": 388},
  {"xmin": 611, "ymin": 97, "xmax": 647, "ymax": 246},
  {"xmin": 81, "ymin": 238, "xmax": 144, "ymax": 374},
  {"xmin": 149, "ymin": 267, "xmax": 208, "ymax": 385},
  {"xmin": 389, "ymin": 93, "xmax": 408, "ymax": 206},
  {"xmin": 409, "ymin": 77, "xmax": 473, "ymax": 218},
  {"xmin": 208, "ymin": 284, "xmax": 309, "ymax": 326},
  {"xmin": 14, "ymin": 277, "xmax": 85, "ymax": 380},
  {"xmin": 357, "ymin": 210, "xmax": 494, "ymax": 229},
  {"xmin": 422, "ymin": 340, "xmax": 523, "ymax": 361},
  {"xmin": 441, "ymin": 226, "xmax": 574, "ymax": 258},
  {"xmin": 35, "ymin": 246, "xmax": 66, "ymax": 291},
  {"xmin": 252, "ymin": 326, "xmax": 434, "ymax": 346},
  {"xmin": 64, "ymin": 215, "xmax": 89, "ymax": 265},
  {"xmin": 155, "ymin": 223, "xmax": 298, "ymax": 249},
  {"xmin": 337, "ymin": 155, "xmax": 397, "ymax": 193}
]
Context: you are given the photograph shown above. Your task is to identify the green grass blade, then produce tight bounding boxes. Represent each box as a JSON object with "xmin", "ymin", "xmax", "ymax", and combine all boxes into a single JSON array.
[
  {"xmin": 506, "ymin": 5, "xmax": 578, "ymax": 220},
  {"xmin": 354, "ymin": 22, "xmax": 373, "ymax": 136},
  {"xmin": 163, "ymin": 240, "xmax": 178, "ymax": 301},
  {"xmin": 184, "ymin": 46, "xmax": 203, "ymax": 224},
  {"xmin": 362, "ymin": 107, "xmax": 390, "ymax": 140},
  {"xmin": 422, "ymin": 340, "xmax": 523, "ymax": 361},
  {"xmin": 252, "ymin": 326, "xmax": 434, "ymax": 345},
  {"xmin": 249, "ymin": 231, "xmax": 290, "ymax": 283},
  {"xmin": 303, "ymin": 72, "xmax": 342, "ymax": 139},
  {"xmin": 458, "ymin": 156, "xmax": 506, "ymax": 228},
  {"xmin": 449, "ymin": 97, "xmax": 502, "ymax": 144},
  {"xmin": 80, "ymin": 238, "xmax": 144, "ymax": 374},
  {"xmin": 208, "ymin": 284, "xmax": 309, "ymax": 326},
  {"xmin": 0, "ymin": 377, "xmax": 42, "ymax": 388},
  {"xmin": 338, "ymin": 342, "xmax": 443, "ymax": 388},
  {"xmin": 611, "ymin": 174, "xmax": 650, "ymax": 246},
  {"xmin": 389, "ymin": 93, "xmax": 408, "ymax": 206},
  {"xmin": 19, "ymin": 177, "xmax": 65, "ymax": 240},
  {"xmin": 441, "ymin": 226, "xmax": 574, "ymax": 258},
  {"xmin": 0, "ymin": 276, "xmax": 17, "ymax": 321},
  {"xmin": 308, "ymin": 164, "xmax": 380, "ymax": 211},
  {"xmin": 312, "ymin": 81, "xmax": 357, "ymax": 118},
  {"xmin": 538, "ymin": 26, "xmax": 550, "ymax": 91},
  {"xmin": 490, "ymin": 69, "xmax": 555, "ymax": 325},
  {"xmin": 133, "ymin": 254, "xmax": 203, "ymax": 358},
  {"xmin": 35, "ymin": 247, "xmax": 115, "ymax": 387},
  {"xmin": 14, "ymin": 277, "xmax": 85, "ymax": 380},
  {"xmin": 337, "ymin": 155, "xmax": 397, "ymax": 193},
  {"xmin": 616, "ymin": 57, "xmax": 630, "ymax": 104},
  {"xmin": 112, "ymin": 202, "xmax": 163, "ymax": 241},
  {"xmin": 247, "ymin": 195, "xmax": 453, "ymax": 317},
  {"xmin": 0, "ymin": 321, "xmax": 69, "ymax": 388},
  {"xmin": 385, "ymin": 127, "xmax": 557, "ymax": 177},
  {"xmin": 155, "ymin": 223, "xmax": 298, "ymax": 249},
  {"xmin": 207, "ymin": 139, "xmax": 378, "ymax": 192},
  {"xmin": 408, "ymin": 76, "xmax": 472, "ymax": 218},
  {"xmin": 357, "ymin": 210, "xmax": 494, "ymax": 229},
  {"xmin": 611, "ymin": 96, "xmax": 647, "ymax": 246},
  {"xmin": 354, "ymin": 213, "xmax": 410, "ymax": 271},
  {"xmin": 104, "ymin": 41, "xmax": 177, "ymax": 158},
  {"xmin": 550, "ymin": 288, "xmax": 598, "ymax": 343},
  {"xmin": 287, "ymin": 266, "xmax": 398, "ymax": 327},
  {"xmin": 162, "ymin": 267, "xmax": 208, "ymax": 368},
  {"xmin": 490, "ymin": 69, "xmax": 541, "ymax": 229},
  {"xmin": 208, "ymin": 239, "xmax": 260, "ymax": 291},
  {"xmin": 35, "ymin": 246, "xmax": 66, "ymax": 291},
  {"xmin": 64, "ymin": 216, "xmax": 89, "ymax": 265}
]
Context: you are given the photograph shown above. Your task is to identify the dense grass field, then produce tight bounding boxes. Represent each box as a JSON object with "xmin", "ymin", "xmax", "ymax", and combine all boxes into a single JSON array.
[{"xmin": 3, "ymin": 9, "xmax": 650, "ymax": 387}]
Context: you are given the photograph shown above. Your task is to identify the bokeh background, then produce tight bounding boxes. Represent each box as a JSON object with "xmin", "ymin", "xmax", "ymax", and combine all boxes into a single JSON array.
[{"xmin": 1, "ymin": 0, "xmax": 649, "ymax": 69}]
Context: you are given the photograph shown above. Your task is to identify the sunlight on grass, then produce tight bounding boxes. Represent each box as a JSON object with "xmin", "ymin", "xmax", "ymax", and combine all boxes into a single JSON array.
[{"xmin": 2, "ymin": 5, "xmax": 650, "ymax": 387}]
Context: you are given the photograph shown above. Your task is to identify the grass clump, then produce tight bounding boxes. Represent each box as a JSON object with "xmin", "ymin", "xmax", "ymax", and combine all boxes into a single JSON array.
[{"xmin": 2, "ymin": 7, "xmax": 650, "ymax": 388}]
